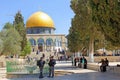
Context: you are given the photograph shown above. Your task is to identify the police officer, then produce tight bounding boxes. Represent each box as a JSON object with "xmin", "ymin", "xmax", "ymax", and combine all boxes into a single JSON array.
[
  {"xmin": 48, "ymin": 56, "xmax": 56, "ymax": 78},
  {"xmin": 37, "ymin": 57, "xmax": 45, "ymax": 78}
]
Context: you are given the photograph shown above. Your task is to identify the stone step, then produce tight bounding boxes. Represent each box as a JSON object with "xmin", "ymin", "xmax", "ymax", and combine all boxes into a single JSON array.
[{"xmin": 28, "ymin": 52, "xmax": 64, "ymax": 60}]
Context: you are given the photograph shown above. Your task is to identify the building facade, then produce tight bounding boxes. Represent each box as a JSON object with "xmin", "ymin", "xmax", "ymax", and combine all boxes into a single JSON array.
[{"xmin": 26, "ymin": 11, "xmax": 67, "ymax": 53}]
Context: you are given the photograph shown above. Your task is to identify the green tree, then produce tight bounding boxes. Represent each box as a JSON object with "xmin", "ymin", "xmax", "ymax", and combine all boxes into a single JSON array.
[
  {"xmin": 13, "ymin": 11, "xmax": 27, "ymax": 51},
  {"xmin": 14, "ymin": 11, "xmax": 24, "ymax": 24},
  {"xmin": 0, "ymin": 26, "xmax": 22, "ymax": 56},
  {"xmin": 67, "ymin": 26, "xmax": 81, "ymax": 53},
  {"xmin": 68, "ymin": 0, "xmax": 89, "ymax": 53},
  {"xmin": 3, "ymin": 22, "xmax": 13, "ymax": 29},
  {"xmin": 21, "ymin": 41, "xmax": 31, "ymax": 56},
  {"xmin": 90, "ymin": 0, "xmax": 120, "ymax": 48},
  {"xmin": 69, "ymin": 0, "xmax": 105, "ymax": 62}
]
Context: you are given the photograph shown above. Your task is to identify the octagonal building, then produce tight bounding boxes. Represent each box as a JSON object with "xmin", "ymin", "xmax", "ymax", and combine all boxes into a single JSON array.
[{"xmin": 26, "ymin": 11, "xmax": 67, "ymax": 54}]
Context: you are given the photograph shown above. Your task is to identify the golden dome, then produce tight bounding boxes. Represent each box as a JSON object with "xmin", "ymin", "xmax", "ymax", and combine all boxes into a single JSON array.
[{"xmin": 26, "ymin": 11, "xmax": 55, "ymax": 28}]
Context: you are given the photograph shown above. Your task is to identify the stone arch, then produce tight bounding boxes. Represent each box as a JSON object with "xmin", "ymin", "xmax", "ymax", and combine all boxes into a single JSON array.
[
  {"xmin": 37, "ymin": 38, "xmax": 44, "ymax": 45},
  {"xmin": 37, "ymin": 38, "xmax": 44, "ymax": 51},
  {"xmin": 29, "ymin": 38, "xmax": 36, "ymax": 46},
  {"xmin": 46, "ymin": 38, "xmax": 53, "ymax": 46},
  {"xmin": 55, "ymin": 38, "xmax": 61, "ymax": 47},
  {"xmin": 46, "ymin": 38, "xmax": 53, "ymax": 52},
  {"xmin": 54, "ymin": 38, "xmax": 62, "ymax": 52}
]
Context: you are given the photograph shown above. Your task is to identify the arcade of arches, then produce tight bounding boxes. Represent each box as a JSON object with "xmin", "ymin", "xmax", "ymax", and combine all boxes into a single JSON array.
[{"xmin": 27, "ymin": 34, "xmax": 67, "ymax": 53}]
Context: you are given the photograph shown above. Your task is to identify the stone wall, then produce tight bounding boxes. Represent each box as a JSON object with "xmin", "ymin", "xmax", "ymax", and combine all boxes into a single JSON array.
[{"xmin": 86, "ymin": 56, "xmax": 120, "ymax": 62}]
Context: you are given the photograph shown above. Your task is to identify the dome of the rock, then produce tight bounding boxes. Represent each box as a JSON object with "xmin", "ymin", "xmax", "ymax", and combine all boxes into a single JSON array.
[{"xmin": 26, "ymin": 11, "xmax": 54, "ymax": 28}]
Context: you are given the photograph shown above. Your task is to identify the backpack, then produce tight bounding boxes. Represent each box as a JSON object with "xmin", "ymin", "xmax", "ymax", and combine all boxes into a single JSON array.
[{"xmin": 37, "ymin": 60, "xmax": 45, "ymax": 67}]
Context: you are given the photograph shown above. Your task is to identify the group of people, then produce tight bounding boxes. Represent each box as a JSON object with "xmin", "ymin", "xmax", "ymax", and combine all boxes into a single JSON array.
[
  {"xmin": 79, "ymin": 56, "xmax": 87, "ymax": 69},
  {"xmin": 37, "ymin": 56, "xmax": 56, "ymax": 78},
  {"xmin": 74, "ymin": 56, "xmax": 87, "ymax": 69},
  {"xmin": 98, "ymin": 58, "xmax": 109, "ymax": 72}
]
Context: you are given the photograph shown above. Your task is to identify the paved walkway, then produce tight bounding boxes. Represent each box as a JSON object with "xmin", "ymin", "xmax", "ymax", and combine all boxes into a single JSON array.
[{"xmin": 0, "ymin": 62, "xmax": 120, "ymax": 80}]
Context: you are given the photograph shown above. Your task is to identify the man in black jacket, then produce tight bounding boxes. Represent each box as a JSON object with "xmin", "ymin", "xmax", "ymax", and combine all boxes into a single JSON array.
[
  {"xmin": 37, "ymin": 57, "xmax": 45, "ymax": 78},
  {"xmin": 48, "ymin": 56, "xmax": 56, "ymax": 78}
]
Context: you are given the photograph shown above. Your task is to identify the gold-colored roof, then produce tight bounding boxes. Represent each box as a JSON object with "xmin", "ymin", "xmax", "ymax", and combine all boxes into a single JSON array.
[{"xmin": 26, "ymin": 11, "xmax": 54, "ymax": 28}]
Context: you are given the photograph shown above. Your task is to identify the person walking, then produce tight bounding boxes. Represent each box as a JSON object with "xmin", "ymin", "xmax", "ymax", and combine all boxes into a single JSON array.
[
  {"xmin": 48, "ymin": 56, "xmax": 56, "ymax": 78},
  {"xmin": 37, "ymin": 57, "xmax": 45, "ymax": 78}
]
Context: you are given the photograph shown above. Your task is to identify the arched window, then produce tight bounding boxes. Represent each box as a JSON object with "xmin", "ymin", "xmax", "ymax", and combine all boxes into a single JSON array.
[
  {"xmin": 54, "ymin": 38, "xmax": 58, "ymax": 47},
  {"xmin": 54, "ymin": 38, "xmax": 62, "ymax": 47},
  {"xmin": 46, "ymin": 38, "xmax": 53, "ymax": 46},
  {"xmin": 59, "ymin": 41, "xmax": 62, "ymax": 47},
  {"xmin": 37, "ymin": 38, "xmax": 44, "ymax": 45},
  {"xmin": 29, "ymin": 38, "xmax": 36, "ymax": 46}
]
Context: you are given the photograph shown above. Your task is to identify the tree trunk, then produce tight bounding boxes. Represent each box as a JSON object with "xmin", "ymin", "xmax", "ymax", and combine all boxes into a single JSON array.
[{"xmin": 89, "ymin": 37, "xmax": 94, "ymax": 62}]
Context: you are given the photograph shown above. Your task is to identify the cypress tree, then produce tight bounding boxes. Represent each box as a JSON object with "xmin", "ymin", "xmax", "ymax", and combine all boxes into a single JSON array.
[{"xmin": 13, "ymin": 11, "xmax": 27, "ymax": 51}]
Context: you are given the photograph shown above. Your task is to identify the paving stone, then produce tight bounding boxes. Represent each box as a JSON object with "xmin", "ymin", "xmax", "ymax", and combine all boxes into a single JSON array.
[{"xmin": 0, "ymin": 62, "xmax": 120, "ymax": 80}]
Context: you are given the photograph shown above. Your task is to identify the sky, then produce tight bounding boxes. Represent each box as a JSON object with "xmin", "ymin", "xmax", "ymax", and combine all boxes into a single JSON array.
[{"xmin": 0, "ymin": 0, "xmax": 74, "ymax": 35}]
